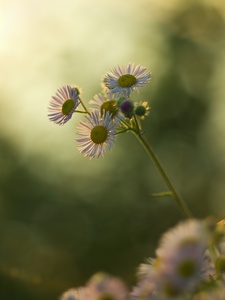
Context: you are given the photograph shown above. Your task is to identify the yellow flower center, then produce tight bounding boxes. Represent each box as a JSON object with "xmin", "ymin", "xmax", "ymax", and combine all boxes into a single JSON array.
[
  {"xmin": 91, "ymin": 125, "xmax": 108, "ymax": 144},
  {"xmin": 62, "ymin": 99, "xmax": 75, "ymax": 115},
  {"xmin": 118, "ymin": 74, "xmax": 137, "ymax": 88},
  {"xmin": 177, "ymin": 259, "xmax": 197, "ymax": 278},
  {"xmin": 100, "ymin": 100, "xmax": 118, "ymax": 118},
  {"xmin": 164, "ymin": 282, "xmax": 180, "ymax": 297}
]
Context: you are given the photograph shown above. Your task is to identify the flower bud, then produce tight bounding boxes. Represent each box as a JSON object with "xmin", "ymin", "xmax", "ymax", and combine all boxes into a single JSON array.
[
  {"xmin": 135, "ymin": 105, "xmax": 147, "ymax": 117},
  {"xmin": 120, "ymin": 100, "xmax": 134, "ymax": 118}
]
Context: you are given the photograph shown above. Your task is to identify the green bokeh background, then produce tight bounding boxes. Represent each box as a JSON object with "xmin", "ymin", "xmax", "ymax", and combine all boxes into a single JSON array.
[{"xmin": 1, "ymin": 0, "xmax": 225, "ymax": 298}]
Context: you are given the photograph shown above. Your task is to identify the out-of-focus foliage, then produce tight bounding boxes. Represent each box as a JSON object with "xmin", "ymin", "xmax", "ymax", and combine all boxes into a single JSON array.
[{"xmin": 0, "ymin": 0, "xmax": 225, "ymax": 299}]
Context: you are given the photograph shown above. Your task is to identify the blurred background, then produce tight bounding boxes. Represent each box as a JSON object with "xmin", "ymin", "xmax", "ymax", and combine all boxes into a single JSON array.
[{"xmin": 0, "ymin": 0, "xmax": 225, "ymax": 298}]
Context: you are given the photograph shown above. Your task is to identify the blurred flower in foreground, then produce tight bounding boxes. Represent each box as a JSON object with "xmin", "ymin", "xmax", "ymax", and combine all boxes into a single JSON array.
[
  {"xmin": 60, "ymin": 287, "xmax": 88, "ymax": 300},
  {"xmin": 60, "ymin": 273, "xmax": 128, "ymax": 300},
  {"xmin": 155, "ymin": 222, "xmax": 211, "ymax": 295},
  {"xmin": 76, "ymin": 110, "xmax": 117, "ymax": 159},
  {"xmin": 48, "ymin": 85, "xmax": 80, "ymax": 125},
  {"xmin": 103, "ymin": 63, "xmax": 151, "ymax": 96},
  {"xmin": 194, "ymin": 285, "xmax": 225, "ymax": 300},
  {"xmin": 87, "ymin": 272, "xmax": 129, "ymax": 300},
  {"xmin": 135, "ymin": 219, "xmax": 215, "ymax": 298},
  {"xmin": 59, "ymin": 219, "xmax": 225, "ymax": 300},
  {"xmin": 130, "ymin": 278, "xmax": 158, "ymax": 300}
]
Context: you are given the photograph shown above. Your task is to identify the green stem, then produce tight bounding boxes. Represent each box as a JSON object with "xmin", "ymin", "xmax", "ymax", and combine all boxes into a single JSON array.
[
  {"xmin": 79, "ymin": 97, "xmax": 90, "ymax": 115},
  {"xmin": 132, "ymin": 131, "xmax": 193, "ymax": 218},
  {"xmin": 75, "ymin": 110, "xmax": 90, "ymax": 114},
  {"xmin": 132, "ymin": 114, "xmax": 142, "ymax": 135}
]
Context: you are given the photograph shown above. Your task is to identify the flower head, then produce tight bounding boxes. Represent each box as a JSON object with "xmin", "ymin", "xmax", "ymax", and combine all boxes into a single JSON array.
[
  {"xmin": 60, "ymin": 287, "xmax": 88, "ymax": 300},
  {"xmin": 119, "ymin": 100, "xmax": 134, "ymax": 118},
  {"xmin": 87, "ymin": 272, "xmax": 128, "ymax": 300},
  {"xmin": 76, "ymin": 110, "xmax": 117, "ymax": 159},
  {"xmin": 153, "ymin": 219, "xmax": 213, "ymax": 296},
  {"xmin": 137, "ymin": 258, "xmax": 156, "ymax": 280},
  {"xmin": 48, "ymin": 85, "xmax": 80, "ymax": 125},
  {"xmin": 130, "ymin": 278, "xmax": 157, "ymax": 300},
  {"xmin": 134, "ymin": 101, "xmax": 150, "ymax": 119},
  {"xmin": 89, "ymin": 93, "xmax": 120, "ymax": 119},
  {"xmin": 103, "ymin": 63, "xmax": 151, "ymax": 96},
  {"xmin": 156, "ymin": 219, "xmax": 210, "ymax": 259}
]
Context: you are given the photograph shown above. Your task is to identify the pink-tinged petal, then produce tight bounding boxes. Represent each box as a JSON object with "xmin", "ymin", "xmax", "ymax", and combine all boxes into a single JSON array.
[{"xmin": 48, "ymin": 85, "xmax": 80, "ymax": 125}]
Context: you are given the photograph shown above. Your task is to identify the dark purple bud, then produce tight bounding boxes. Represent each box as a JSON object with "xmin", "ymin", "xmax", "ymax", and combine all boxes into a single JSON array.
[{"xmin": 120, "ymin": 100, "xmax": 134, "ymax": 118}]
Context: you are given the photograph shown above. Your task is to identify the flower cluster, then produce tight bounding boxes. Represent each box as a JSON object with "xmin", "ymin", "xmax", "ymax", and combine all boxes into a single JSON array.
[
  {"xmin": 47, "ymin": 63, "xmax": 225, "ymax": 300},
  {"xmin": 48, "ymin": 63, "xmax": 151, "ymax": 159},
  {"xmin": 60, "ymin": 218, "xmax": 225, "ymax": 300}
]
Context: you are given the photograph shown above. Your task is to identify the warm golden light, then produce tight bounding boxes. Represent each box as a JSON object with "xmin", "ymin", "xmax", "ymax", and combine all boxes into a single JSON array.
[{"xmin": 1, "ymin": 1, "xmax": 225, "ymax": 298}]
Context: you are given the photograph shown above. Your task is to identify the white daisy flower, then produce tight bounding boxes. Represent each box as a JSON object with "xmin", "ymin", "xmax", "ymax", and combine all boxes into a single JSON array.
[
  {"xmin": 103, "ymin": 63, "xmax": 151, "ymax": 96},
  {"xmin": 153, "ymin": 219, "xmax": 213, "ymax": 296},
  {"xmin": 137, "ymin": 258, "xmax": 156, "ymax": 280},
  {"xmin": 60, "ymin": 287, "xmax": 87, "ymax": 300},
  {"xmin": 48, "ymin": 85, "xmax": 80, "ymax": 125},
  {"xmin": 89, "ymin": 93, "xmax": 120, "ymax": 119},
  {"xmin": 200, "ymin": 249, "xmax": 216, "ymax": 280},
  {"xmin": 156, "ymin": 219, "xmax": 210, "ymax": 258},
  {"xmin": 76, "ymin": 110, "xmax": 117, "ymax": 159},
  {"xmin": 130, "ymin": 276, "xmax": 185, "ymax": 300},
  {"xmin": 87, "ymin": 272, "xmax": 128, "ymax": 300},
  {"xmin": 130, "ymin": 278, "xmax": 157, "ymax": 300}
]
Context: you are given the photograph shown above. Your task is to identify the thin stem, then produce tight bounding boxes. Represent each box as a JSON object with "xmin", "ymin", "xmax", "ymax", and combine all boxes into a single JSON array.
[
  {"xmin": 114, "ymin": 129, "xmax": 130, "ymax": 135},
  {"xmin": 132, "ymin": 131, "xmax": 193, "ymax": 218},
  {"xmin": 132, "ymin": 114, "xmax": 142, "ymax": 135},
  {"xmin": 78, "ymin": 97, "xmax": 90, "ymax": 115},
  {"xmin": 75, "ymin": 110, "xmax": 90, "ymax": 114}
]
